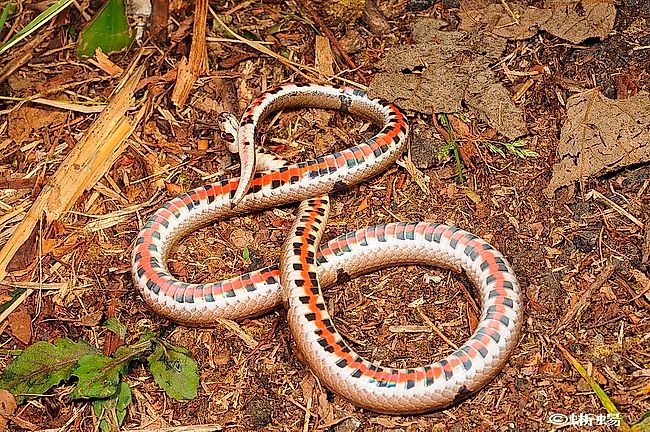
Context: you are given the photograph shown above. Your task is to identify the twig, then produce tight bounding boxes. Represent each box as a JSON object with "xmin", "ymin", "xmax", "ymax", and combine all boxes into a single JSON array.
[
  {"xmin": 416, "ymin": 307, "xmax": 459, "ymax": 350},
  {"xmin": 215, "ymin": 318, "xmax": 258, "ymax": 349},
  {"xmin": 209, "ymin": 8, "xmax": 318, "ymax": 82},
  {"xmin": 0, "ymin": 64, "xmax": 145, "ymax": 284},
  {"xmin": 553, "ymin": 262, "xmax": 616, "ymax": 334},
  {"xmin": 301, "ymin": 0, "xmax": 358, "ymax": 71},
  {"xmin": 242, "ymin": 318, "xmax": 279, "ymax": 362},
  {"xmin": 209, "ymin": 8, "xmax": 365, "ymax": 88},
  {"xmin": 585, "ymin": 189, "xmax": 644, "ymax": 229}
]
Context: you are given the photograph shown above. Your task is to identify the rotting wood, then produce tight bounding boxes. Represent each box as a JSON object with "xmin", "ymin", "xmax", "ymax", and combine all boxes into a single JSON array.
[{"xmin": 171, "ymin": 0, "xmax": 208, "ymax": 107}]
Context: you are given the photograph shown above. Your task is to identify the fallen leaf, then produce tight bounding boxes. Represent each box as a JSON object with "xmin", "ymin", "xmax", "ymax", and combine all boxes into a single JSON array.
[
  {"xmin": 91, "ymin": 47, "xmax": 124, "ymax": 75},
  {"xmin": 459, "ymin": 1, "xmax": 616, "ymax": 45},
  {"xmin": 356, "ymin": 196, "xmax": 369, "ymax": 212},
  {"xmin": 7, "ymin": 306, "xmax": 32, "ymax": 345},
  {"xmin": 368, "ymin": 17, "xmax": 527, "ymax": 140},
  {"xmin": 0, "ymin": 389, "xmax": 17, "ymax": 431},
  {"xmin": 545, "ymin": 91, "xmax": 650, "ymax": 196}
]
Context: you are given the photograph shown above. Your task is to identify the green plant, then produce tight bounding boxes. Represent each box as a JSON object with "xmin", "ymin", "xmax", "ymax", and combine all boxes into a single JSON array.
[
  {"xmin": 0, "ymin": 318, "xmax": 198, "ymax": 432},
  {"xmin": 436, "ymin": 113, "xmax": 465, "ymax": 182},
  {"xmin": 76, "ymin": 0, "xmax": 133, "ymax": 57},
  {"xmin": 0, "ymin": 0, "xmax": 74, "ymax": 55},
  {"xmin": 0, "ymin": 3, "xmax": 16, "ymax": 33},
  {"xmin": 487, "ymin": 138, "xmax": 539, "ymax": 158}
]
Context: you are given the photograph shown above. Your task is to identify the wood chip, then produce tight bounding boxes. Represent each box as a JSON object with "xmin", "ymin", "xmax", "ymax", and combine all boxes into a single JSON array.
[
  {"xmin": 171, "ymin": 0, "xmax": 209, "ymax": 107},
  {"xmin": 314, "ymin": 35, "xmax": 335, "ymax": 77},
  {"xmin": 89, "ymin": 47, "xmax": 124, "ymax": 76}
]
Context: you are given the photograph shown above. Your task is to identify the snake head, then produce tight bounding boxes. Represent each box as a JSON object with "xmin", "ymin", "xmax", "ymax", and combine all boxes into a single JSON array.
[{"xmin": 217, "ymin": 112, "xmax": 240, "ymax": 154}]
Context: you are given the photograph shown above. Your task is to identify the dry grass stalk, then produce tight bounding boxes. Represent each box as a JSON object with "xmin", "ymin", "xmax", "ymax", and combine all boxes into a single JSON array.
[{"xmin": 0, "ymin": 65, "xmax": 145, "ymax": 286}]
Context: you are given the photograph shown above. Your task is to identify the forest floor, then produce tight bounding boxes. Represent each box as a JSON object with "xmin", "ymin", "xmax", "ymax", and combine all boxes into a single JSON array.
[{"xmin": 0, "ymin": 0, "xmax": 649, "ymax": 431}]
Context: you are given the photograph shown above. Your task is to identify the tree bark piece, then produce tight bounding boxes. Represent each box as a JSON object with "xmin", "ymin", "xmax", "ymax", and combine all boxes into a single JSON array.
[{"xmin": 172, "ymin": 0, "xmax": 208, "ymax": 107}]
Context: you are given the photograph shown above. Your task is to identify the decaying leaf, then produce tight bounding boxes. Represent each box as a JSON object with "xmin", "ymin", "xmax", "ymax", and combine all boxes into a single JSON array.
[
  {"xmin": 546, "ymin": 91, "xmax": 650, "ymax": 196},
  {"xmin": 368, "ymin": 17, "xmax": 528, "ymax": 140},
  {"xmin": 459, "ymin": 0, "xmax": 616, "ymax": 45},
  {"xmin": 0, "ymin": 389, "xmax": 16, "ymax": 431}
]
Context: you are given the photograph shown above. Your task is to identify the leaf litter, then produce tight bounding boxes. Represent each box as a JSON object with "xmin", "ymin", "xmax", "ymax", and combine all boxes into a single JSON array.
[
  {"xmin": 0, "ymin": 0, "xmax": 649, "ymax": 430},
  {"xmin": 546, "ymin": 90, "xmax": 650, "ymax": 196}
]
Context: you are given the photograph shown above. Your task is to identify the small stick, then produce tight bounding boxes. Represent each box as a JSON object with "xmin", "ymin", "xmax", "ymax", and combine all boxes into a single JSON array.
[
  {"xmin": 553, "ymin": 262, "xmax": 616, "ymax": 334},
  {"xmin": 416, "ymin": 307, "xmax": 459, "ymax": 350},
  {"xmin": 586, "ymin": 190, "xmax": 644, "ymax": 229},
  {"xmin": 302, "ymin": 0, "xmax": 358, "ymax": 71}
]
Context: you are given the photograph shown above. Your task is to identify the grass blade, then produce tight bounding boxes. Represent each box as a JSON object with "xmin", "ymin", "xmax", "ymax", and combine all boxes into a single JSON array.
[
  {"xmin": 0, "ymin": 0, "xmax": 74, "ymax": 55},
  {"xmin": 0, "ymin": 3, "xmax": 16, "ymax": 33}
]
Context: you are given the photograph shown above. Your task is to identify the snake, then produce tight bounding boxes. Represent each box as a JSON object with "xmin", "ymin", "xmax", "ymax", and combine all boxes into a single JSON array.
[{"xmin": 131, "ymin": 83, "xmax": 523, "ymax": 414}]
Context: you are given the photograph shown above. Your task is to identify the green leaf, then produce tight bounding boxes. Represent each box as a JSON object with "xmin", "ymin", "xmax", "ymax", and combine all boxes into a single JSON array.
[
  {"xmin": 104, "ymin": 317, "xmax": 127, "ymax": 340},
  {"xmin": 240, "ymin": 29, "xmax": 261, "ymax": 41},
  {"xmin": 70, "ymin": 353, "xmax": 127, "ymax": 399},
  {"xmin": 488, "ymin": 143, "xmax": 505, "ymax": 158},
  {"xmin": 0, "ymin": 338, "xmax": 96, "ymax": 403},
  {"xmin": 75, "ymin": 0, "xmax": 133, "ymax": 58},
  {"xmin": 242, "ymin": 245, "xmax": 250, "ymax": 261},
  {"xmin": 93, "ymin": 381, "xmax": 132, "ymax": 432},
  {"xmin": 0, "ymin": 3, "xmax": 16, "ymax": 33},
  {"xmin": 0, "ymin": 0, "xmax": 74, "ymax": 55},
  {"xmin": 147, "ymin": 343, "xmax": 198, "ymax": 400}
]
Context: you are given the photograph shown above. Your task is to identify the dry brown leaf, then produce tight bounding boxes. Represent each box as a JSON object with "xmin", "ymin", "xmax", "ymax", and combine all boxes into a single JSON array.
[
  {"xmin": 91, "ymin": 48, "xmax": 124, "ymax": 76},
  {"xmin": 368, "ymin": 17, "xmax": 527, "ymax": 140},
  {"xmin": 546, "ymin": 91, "xmax": 650, "ymax": 196},
  {"xmin": 0, "ymin": 389, "xmax": 17, "ymax": 431},
  {"xmin": 6, "ymin": 305, "xmax": 32, "ymax": 345},
  {"xmin": 459, "ymin": 1, "xmax": 616, "ymax": 44},
  {"xmin": 230, "ymin": 228, "xmax": 254, "ymax": 249},
  {"xmin": 8, "ymin": 104, "xmax": 67, "ymax": 144},
  {"xmin": 356, "ymin": 196, "xmax": 369, "ymax": 212}
]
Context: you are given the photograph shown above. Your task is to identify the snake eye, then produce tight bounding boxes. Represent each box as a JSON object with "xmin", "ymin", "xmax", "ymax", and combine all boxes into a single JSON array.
[{"xmin": 220, "ymin": 132, "xmax": 235, "ymax": 143}]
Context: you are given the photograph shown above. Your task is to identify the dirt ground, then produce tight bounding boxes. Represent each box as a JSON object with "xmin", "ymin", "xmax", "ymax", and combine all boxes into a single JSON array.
[{"xmin": 0, "ymin": 0, "xmax": 649, "ymax": 431}]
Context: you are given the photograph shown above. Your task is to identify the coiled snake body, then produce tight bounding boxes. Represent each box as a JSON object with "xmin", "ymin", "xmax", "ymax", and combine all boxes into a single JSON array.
[{"xmin": 131, "ymin": 83, "xmax": 522, "ymax": 414}]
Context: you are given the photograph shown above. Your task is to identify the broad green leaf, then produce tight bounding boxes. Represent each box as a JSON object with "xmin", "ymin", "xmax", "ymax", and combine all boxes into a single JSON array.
[
  {"xmin": 93, "ymin": 381, "xmax": 132, "ymax": 432},
  {"xmin": 0, "ymin": 338, "xmax": 96, "ymax": 403},
  {"xmin": 0, "ymin": 0, "xmax": 73, "ymax": 55},
  {"xmin": 70, "ymin": 354, "xmax": 127, "ymax": 399},
  {"xmin": 104, "ymin": 317, "xmax": 127, "ymax": 340},
  {"xmin": 147, "ymin": 344, "xmax": 198, "ymax": 401},
  {"xmin": 75, "ymin": 0, "xmax": 133, "ymax": 58}
]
